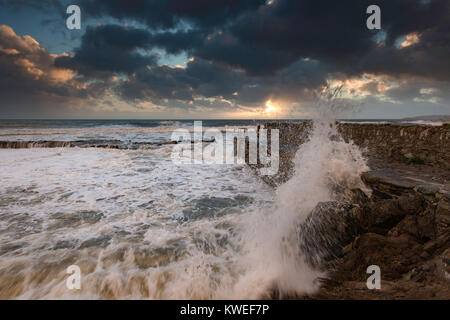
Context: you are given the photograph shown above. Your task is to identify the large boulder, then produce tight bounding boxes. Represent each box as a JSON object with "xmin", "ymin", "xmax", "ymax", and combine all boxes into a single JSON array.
[
  {"xmin": 358, "ymin": 194, "xmax": 427, "ymax": 236},
  {"xmin": 297, "ymin": 200, "xmax": 361, "ymax": 269}
]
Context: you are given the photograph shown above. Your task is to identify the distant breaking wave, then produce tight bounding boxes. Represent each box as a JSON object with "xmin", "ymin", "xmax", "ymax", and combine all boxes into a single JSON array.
[
  {"xmin": 0, "ymin": 138, "xmax": 218, "ymax": 150},
  {"xmin": 0, "ymin": 140, "xmax": 177, "ymax": 149},
  {"xmin": 400, "ymin": 120, "xmax": 448, "ymax": 126}
]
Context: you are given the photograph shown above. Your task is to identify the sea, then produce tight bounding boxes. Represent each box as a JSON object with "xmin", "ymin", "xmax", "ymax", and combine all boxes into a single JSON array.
[{"xmin": 0, "ymin": 118, "xmax": 444, "ymax": 299}]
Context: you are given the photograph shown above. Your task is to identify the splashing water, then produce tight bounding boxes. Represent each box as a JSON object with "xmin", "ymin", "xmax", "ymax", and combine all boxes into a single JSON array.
[
  {"xmin": 225, "ymin": 118, "xmax": 369, "ymax": 299},
  {"xmin": 220, "ymin": 86, "xmax": 369, "ymax": 298}
]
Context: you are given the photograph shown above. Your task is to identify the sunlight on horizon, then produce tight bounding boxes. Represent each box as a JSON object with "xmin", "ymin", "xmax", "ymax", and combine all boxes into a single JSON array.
[{"xmin": 265, "ymin": 100, "xmax": 277, "ymax": 114}]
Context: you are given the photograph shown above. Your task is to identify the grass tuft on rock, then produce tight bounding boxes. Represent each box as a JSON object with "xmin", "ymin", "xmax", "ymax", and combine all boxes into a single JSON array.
[{"xmin": 406, "ymin": 156, "xmax": 425, "ymax": 165}]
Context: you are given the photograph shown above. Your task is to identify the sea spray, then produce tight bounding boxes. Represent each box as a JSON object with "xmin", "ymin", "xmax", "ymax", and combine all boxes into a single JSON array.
[
  {"xmin": 215, "ymin": 85, "xmax": 368, "ymax": 298},
  {"xmin": 226, "ymin": 117, "xmax": 369, "ymax": 299}
]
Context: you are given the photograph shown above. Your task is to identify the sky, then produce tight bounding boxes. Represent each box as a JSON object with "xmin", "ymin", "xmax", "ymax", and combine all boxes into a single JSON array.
[{"xmin": 0, "ymin": 0, "xmax": 449, "ymax": 119}]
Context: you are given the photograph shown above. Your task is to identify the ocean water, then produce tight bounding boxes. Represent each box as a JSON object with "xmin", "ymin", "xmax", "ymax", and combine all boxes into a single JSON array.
[{"xmin": 0, "ymin": 118, "xmax": 407, "ymax": 299}]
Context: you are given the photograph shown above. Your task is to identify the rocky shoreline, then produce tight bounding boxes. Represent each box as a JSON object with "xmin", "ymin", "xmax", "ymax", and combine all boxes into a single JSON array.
[
  {"xmin": 303, "ymin": 169, "xmax": 450, "ymax": 299},
  {"xmin": 252, "ymin": 122, "xmax": 450, "ymax": 299}
]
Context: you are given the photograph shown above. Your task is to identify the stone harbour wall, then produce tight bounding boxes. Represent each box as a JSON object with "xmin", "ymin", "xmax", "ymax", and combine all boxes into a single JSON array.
[
  {"xmin": 337, "ymin": 123, "xmax": 450, "ymax": 169},
  {"xmin": 262, "ymin": 122, "xmax": 450, "ymax": 169}
]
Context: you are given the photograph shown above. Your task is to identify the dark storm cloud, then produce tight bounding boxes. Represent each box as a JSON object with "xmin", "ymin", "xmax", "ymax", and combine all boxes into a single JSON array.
[
  {"xmin": 1, "ymin": 0, "xmax": 449, "ymax": 117},
  {"xmin": 5, "ymin": 0, "xmax": 450, "ymax": 78},
  {"xmin": 120, "ymin": 58, "xmax": 246, "ymax": 102},
  {"xmin": 54, "ymin": 25, "xmax": 158, "ymax": 76},
  {"xmin": 150, "ymin": 29, "xmax": 205, "ymax": 55},
  {"xmin": 204, "ymin": 0, "xmax": 450, "ymax": 78},
  {"xmin": 360, "ymin": 29, "xmax": 450, "ymax": 81},
  {"xmin": 77, "ymin": 0, "xmax": 266, "ymax": 29},
  {"xmin": 0, "ymin": 0, "xmax": 65, "ymax": 12},
  {"xmin": 120, "ymin": 56, "xmax": 328, "ymax": 106},
  {"xmin": 57, "ymin": 0, "xmax": 449, "ymax": 78},
  {"xmin": 53, "ymin": 25, "xmax": 208, "ymax": 76},
  {"xmin": 62, "ymin": 0, "xmax": 449, "ymax": 80}
]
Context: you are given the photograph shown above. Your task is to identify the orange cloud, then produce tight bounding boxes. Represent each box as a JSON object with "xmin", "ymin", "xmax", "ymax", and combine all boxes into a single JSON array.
[
  {"xmin": 400, "ymin": 33, "xmax": 420, "ymax": 48},
  {"xmin": 0, "ymin": 25, "xmax": 76, "ymax": 84}
]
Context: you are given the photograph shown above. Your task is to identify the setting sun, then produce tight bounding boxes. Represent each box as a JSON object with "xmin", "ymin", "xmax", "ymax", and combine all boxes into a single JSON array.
[{"xmin": 265, "ymin": 100, "xmax": 276, "ymax": 113}]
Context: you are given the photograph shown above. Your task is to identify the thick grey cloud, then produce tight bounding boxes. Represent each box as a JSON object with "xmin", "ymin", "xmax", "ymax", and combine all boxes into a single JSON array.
[
  {"xmin": 0, "ymin": 0, "xmax": 449, "ymax": 118},
  {"xmin": 54, "ymin": 25, "xmax": 158, "ymax": 76},
  {"xmin": 77, "ymin": 0, "xmax": 266, "ymax": 30},
  {"xmin": 0, "ymin": 0, "xmax": 65, "ymax": 12},
  {"xmin": 59, "ymin": 0, "xmax": 450, "ymax": 79},
  {"xmin": 119, "ymin": 56, "xmax": 328, "ymax": 106}
]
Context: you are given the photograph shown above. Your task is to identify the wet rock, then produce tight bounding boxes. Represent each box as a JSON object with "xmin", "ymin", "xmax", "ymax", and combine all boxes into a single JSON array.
[
  {"xmin": 416, "ymin": 209, "xmax": 436, "ymax": 241},
  {"xmin": 391, "ymin": 210, "xmax": 435, "ymax": 243},
  {"xmin": 0, "ymin": 141, "xmax": 72, "ymax": 149},
  {"xmin": 361, "ymin": 170, "xmax": 416, "ymax": 199},
  {"xmin": 415, "ymin": 184, "xmax": 440, "ymax": 196},
  {"xmin": 341, "ymin": 188, "xmax": 369, "ymax": 206},
  {"xmin": 442, "ymin": 248, "xmax": 450, "ymax": 273},
  {"xmin": 157, "ymin": 141, "xmax": 178, "ymax": 146},
  {"xmin": 297, "ymin": 201, "xmax": 360, "ymax": 268},
  {"xmin": 436, "ymin": 199, "xmax": 450, "ymax": 237},
  {"xmin": 358, "ymin": 194, "xmax": 426, "ymax": 235},
  {"xmin": 423, "ymin": 240, "xmax": 438, "ymax": 254}
]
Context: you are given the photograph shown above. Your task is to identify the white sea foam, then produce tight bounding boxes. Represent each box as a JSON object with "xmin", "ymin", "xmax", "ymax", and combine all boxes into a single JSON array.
[
  {"xmin": 339, "ymin": 121, "xmax": 390, "ymax": 125},
  {"xmin": 400, "ymin": 120, "xmax": 447, "ymax": 126},
  {"xmin": 0, "ymin": 147, "xmax": 273, "ymax": 299}
]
